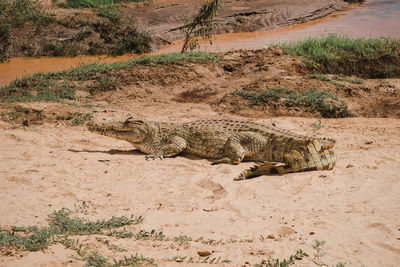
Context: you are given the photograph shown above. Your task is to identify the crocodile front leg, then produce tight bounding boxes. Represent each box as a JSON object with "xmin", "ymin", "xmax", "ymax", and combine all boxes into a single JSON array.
[{"xmin": 145, "ymin": 136, "xmax": 187, "ymax": 160}]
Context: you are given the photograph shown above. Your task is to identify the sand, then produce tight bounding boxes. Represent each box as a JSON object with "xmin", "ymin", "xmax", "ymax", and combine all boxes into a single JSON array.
[{"xmin": 1, "ymin": 111, "xmax": 400, "ymax": 266}]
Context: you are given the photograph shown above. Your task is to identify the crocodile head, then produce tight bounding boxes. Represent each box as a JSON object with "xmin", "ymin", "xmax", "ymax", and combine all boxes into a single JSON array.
[{"xmin": 88, "ymin": 118, "xmax": 149, "ymax": 143}]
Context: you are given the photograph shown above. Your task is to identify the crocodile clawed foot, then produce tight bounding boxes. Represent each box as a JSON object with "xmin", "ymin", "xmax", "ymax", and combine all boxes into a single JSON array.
[
  {"xmin": 211, "ymin": 157, "xmax": 235, "ymax": 165},
  {"xmin": 145, "ymin": 150, "xmax": 164, "ymax": 160},
  {"xmin": 234, "ymin": 161, "xmax": 286, "ymax": 181}
]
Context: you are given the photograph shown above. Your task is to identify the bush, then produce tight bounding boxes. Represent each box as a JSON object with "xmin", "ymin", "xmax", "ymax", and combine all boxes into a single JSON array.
[
  {"xmin": 110, "ymin": 26, "xmax": 152, "ymax": 55},
  {"xmin": 0, "ymin": 21, "xmax": 10, "ymax": 61}
]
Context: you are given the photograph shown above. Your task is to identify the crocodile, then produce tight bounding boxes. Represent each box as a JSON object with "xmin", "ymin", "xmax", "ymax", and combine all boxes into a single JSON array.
[{"xmin": 88, "ymin": 118, "xmax": 336, "ymax": 180}]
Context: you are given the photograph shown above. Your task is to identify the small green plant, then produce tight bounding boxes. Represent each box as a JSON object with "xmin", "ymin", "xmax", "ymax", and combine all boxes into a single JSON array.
[
  {"xmin": 135, "ymin": 229, "xmax": 166, "ymax": 240},
  {"xmin": 180, "ymin": 0, "xmax": 220, "ymax": 52},
  {"xmin": 111, "ymin": 254, "xmax": 155, "ymax": 266},
  {"xmin": 173, "ymin": 235, "xmax": 192, "ymax": 243},
  {"xmin": 254, "ymin": 249, "xmax": 308, "ymax": 267},
  {"xmin": 311, "ymin": 120, "xmax": 325, "ymax": 130},
  {"xmin": 107, "ymin": 230, "xmax": 134, "ymax": 238},
  {"xmin": 96, "ymin": 237, "xmax": 127, "ymax": 252},
  {"xmin": 312, "ymin": 240, "xmax": 346, "ymax": 267}
]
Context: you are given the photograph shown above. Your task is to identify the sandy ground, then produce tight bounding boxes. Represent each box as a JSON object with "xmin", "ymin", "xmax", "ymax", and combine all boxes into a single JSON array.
[
  {"xmin": 1, "ymin": 108, "xmax": 400, "ymax": 266},
  {"xmin": 1, "ymin": 45, "xmax": 400, "ymax": 266}
]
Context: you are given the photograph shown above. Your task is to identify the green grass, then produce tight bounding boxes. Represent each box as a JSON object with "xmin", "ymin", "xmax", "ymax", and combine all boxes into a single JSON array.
[
  {"xmin": 234, "ymin": 88, "xmax": 350, "ymax": 118},
  {"xmin": 58, "ymin": 0, "xmax": 152, "ymax": 8},
  {"xmin": 254, "ymin": 249, "xmax": 308, "ymax": 267},
  {"xmin": 309, "ymin": 74, "xmax": 364, "ymax": 86},
  {"xmin": 1, "ymin": 106, "xmax": 45, "ymax": 125},
  {"xmin": 0, "ymin": 208, "xmax": 142, "ymax": 252},
  {"xmin": 58, "ymin": 0, "xmax": 114, "ymax": 8},
  {"xmin": 97, "ymin": 4, "xmax": 122, "ymax": 23},
  {"xmin": 274, "ymin": 35, "xmax": 400, "ymax": 78},
  {"xmin": 56, "ymin": 112, "xmax": 93, "ymax": 125}
]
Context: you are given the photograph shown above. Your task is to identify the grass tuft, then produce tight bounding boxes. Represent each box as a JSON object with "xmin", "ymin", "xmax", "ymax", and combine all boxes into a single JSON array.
[
  {"xmin": 58, "ymin": 0, "xmax": 152, "ymax": 8},
  {"xmin": 254, "ymin": 249, "xmax": 308, "ymax": 267},
  {"xmin": 97, "ymin": 4, "xmax": 122, "ymax": 23},
  {"xmin": 309, "ymin": 74, "xmax": 364, "ymax": 86},
  {"xmin": 234, "ymin": 88, "xmax": 350, "ymax": 118},
  {"xmin": 274, "ymin": 35, "xmax": 400, "ymax": 78},
  {"xmin": 56, "ymin": 112, "xmax": 92, "ymax": 126}
]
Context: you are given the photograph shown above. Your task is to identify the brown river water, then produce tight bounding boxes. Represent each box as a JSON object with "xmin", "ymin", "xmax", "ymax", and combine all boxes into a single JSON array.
[{"xmin": 0, "ymin": 0, "xmax": 399, "ymax": 87}]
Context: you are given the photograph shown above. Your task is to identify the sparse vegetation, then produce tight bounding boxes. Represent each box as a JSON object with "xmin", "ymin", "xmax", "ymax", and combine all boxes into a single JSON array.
[
  {"xmin": 234, "ymin": 88, "xmax": 350, "ymax": 118},
  {"xmin": 97, "ymin": 4, "xmax": 123, "ymax": 23},
  {"xmin": 309, "ymin": 74, "xmax": 364, "ymax": 86},
  {"xmin": 312, "ymin": 240, "xmax": 346, "ymax": 267},
  {"xmin": 56, "ymin": 112, "xmax": 93, "ymax": 125},
  {"xmin": 1, "ymin": 106, "xmax": 45, "ymax": 125},
  {"xmin": 180, "ymin": 0, "xmax": 220, "ymax": 52},
  {"xmin": 56, "ymin": 0, "xmax": 152, "ymax": 9},
  {"xmin": 1, "ymin": 204, "xmax": 325, "ymax": 266},
  {"xmin": 275, "ymin": 35, "xmax": 400, "ymax": 78},
  {"xmin": 311, "ymin": 120, "xmax": 325, "ymax": 130},
  {"xmin": 0, "ymin": 207, "xmax": 142, "ymax": 252},
  {"xmin": 254, "ymin": 249, "xmax": 308, "ymax": 267}
]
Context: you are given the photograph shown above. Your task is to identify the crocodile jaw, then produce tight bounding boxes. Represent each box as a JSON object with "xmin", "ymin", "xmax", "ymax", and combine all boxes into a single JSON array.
[{"xmin": 88, "ymin": 122, "xmax": 146, "ymax": 143}]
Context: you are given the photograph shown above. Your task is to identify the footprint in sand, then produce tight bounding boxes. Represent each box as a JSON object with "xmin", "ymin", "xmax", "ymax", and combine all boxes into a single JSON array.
[
  {"xmin": 195, "ymin": 178, "xmax": 228, "ymax": 200},
  {"xmin": 362, "ymin": 223, "xmax": 400, "ymax": 256}
]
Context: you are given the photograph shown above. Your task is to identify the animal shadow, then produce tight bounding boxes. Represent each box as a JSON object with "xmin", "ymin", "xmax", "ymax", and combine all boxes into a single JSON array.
[{"xmin": 68, "ymin": 149, "xmax": 142, "ymax": 156}]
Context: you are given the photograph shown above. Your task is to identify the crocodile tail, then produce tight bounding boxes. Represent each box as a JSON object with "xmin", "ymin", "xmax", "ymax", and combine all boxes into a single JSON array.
[
  {"xmin": 235, "ymin": 140, "xmax": 336, "ymax": 180},
  {"xmin": 319, "ymin": 137, "xmax": 336, "ymax": 150}
]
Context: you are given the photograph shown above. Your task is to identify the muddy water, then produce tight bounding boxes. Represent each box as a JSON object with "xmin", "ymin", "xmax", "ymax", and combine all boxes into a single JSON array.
[
  {"xmin": 0, "ymin": 54, "xmax": 142, "ymax": 87},
  {"xmin": 159, "ymin": 0, "xmax": 400, "ymax": 53},
  {"xmin": 1, "ymin": 0, "xmax": 399, "ymax": 86}
]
